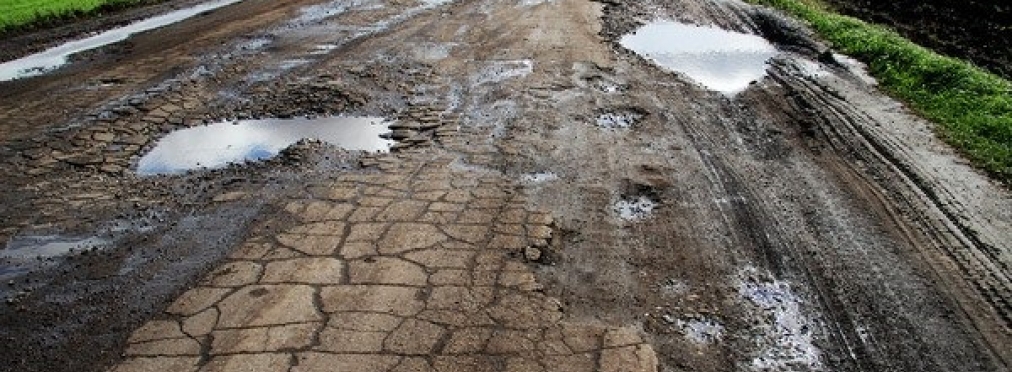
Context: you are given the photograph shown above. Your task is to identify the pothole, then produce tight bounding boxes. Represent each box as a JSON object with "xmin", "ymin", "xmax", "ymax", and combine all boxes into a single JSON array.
[
  {"xmin": 676, "ymin": 317, "xmax": 724, "ymax": 345},
  {"xmin": 739, "ymin": 269, "xmax": 823, "ymax": 371},
  {"xmin": 620, "ymin": 21, "xmax": 778, "ymax": 95},
  {"xmin": 1, "ymin": 235, "xmax": 110, "ymax": 259},
  {"xmin": 613, "ymin": 181, "xmax": 661, "ymax": 221},
  {"xmin": 137, "ymin": 116, "xmax": 392, "ymax": 175},
  {"xmin": 472, "ymin": 60, "xmax": 534, "ymax": 85},
  {"xmin": 0, "ymin": 0, "xmax": 243, "ymax": 81},
  {"xmin": 311, "ymin": 44, "xmax": 339, "ymax": 55},
  {"xmin": 521, "ymin": 171, "xmax": 559, "ymax": 184},
  {"xmin": 613, "ymin": 196, "xmax": 657, "ymax": 221},
  {"xmin": 595, "ymin": 108, "xmax": 645, "ymax": 130}
]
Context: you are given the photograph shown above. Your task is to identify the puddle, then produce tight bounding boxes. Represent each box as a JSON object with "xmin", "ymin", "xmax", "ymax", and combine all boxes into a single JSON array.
[
  {"xmin": 0, "ymin": 0, "xmax": 243, "ymax": 82},
  {"xmin": 472, "ymin": 60, "xmax": 534, "ymax": 85},
  {"xmin": 739, "ymin": 270, "xmax": 823, "ymax": 371},
  {"xmin": 620, "ymin": 21, "xmax": 777, "ymax": 95},
  {"xmin": 291, "ymin": 0, "xmax": 371, "ymax": 26},
  {"xmin": 519, "ymin": 0, "xmax": 555, "ymax": 6},
  {"xmin": 834, "ymin": 53, "xmax": 877, "ymax": 86},
  {"xmin": 2, "ymin": 235, "xmax": 109, "ymax": 259},
  {"xmin": 659, "ymin": 278, "xmax": 690, "ymax": 296},
  {"xmin": 311, "ymin": 44, "xmax": 340, "ymax": 55},
  {"xmin": 279, "ymin": 59, "xmax": 311, "ymax": 69},
  {"xmin": 238, "ymin": 36, "xmax": 273, "ymax": 51},
  {"xmin": 137, "ymin": 116, "xmax": 392, "ymax": 175},
  {"xmin": 677, "ymin": 318, "xmax": 724, "ymax": 344},
  {"xmin": 420, "ymin": 0, "xmax": 454, "ymax": 7},
  {"xmin": 412, "ymin": 42, "xmax": 455, "ymax": 61},
  {"xmin": 613, "ymin": 196, "xmax": 657, "ymax": 221},
  {"xmin": 595, "ymin": 109, "xmax": 644, "ymax": 130},
  {"xmin": 521, "ymin": 171, "xmax": 559, "ymax": 184}
]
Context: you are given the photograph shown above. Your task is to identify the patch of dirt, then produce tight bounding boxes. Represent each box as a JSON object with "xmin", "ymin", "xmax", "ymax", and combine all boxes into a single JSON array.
[
  {"xmin": 0, "ymin": 0, "xmax": 205, "ymax": 63},
  {"xmin": 821, "ymin": 0, "xmax": 1012, "ymax": 79}
]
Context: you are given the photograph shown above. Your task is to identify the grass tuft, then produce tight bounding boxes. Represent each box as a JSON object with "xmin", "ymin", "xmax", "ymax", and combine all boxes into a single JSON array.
[
  {"xmin": 747, "ymin": 0, "xmax": 1012, "ymax": 183},
  {"xmin": 0, "ymin": 0, "xmax": 151, "ymax": 35}
]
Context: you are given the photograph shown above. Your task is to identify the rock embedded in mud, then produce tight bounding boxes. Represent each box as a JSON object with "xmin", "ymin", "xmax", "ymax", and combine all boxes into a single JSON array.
[{"xmin": 524, "ymin": 246, "xmax": 543, "ymax": 262}]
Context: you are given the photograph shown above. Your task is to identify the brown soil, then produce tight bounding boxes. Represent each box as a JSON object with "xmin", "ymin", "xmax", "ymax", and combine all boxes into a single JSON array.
[{"xmin": 822, "ymin": 0, "xmax": 1012, "ymax": 79}]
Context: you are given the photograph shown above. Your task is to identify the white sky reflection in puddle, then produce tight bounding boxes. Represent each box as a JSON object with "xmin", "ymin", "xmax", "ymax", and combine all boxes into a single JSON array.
[
  {"xmin": 137, "ymin": 116, "xmax": 391, "ymax": 175},
  {"xmin": 620, "ymin": 21, "xmax": 778, "ymax": 95}
]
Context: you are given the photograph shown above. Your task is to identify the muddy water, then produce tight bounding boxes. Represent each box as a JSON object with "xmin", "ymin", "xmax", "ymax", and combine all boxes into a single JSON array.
[
  {"xmin": 1, "ymin": 235, "xmax": 109, "ymax": 259},
  {"xmin": 137, "ymin": 116, "xmax": 391, "ymax": 175},
  {"xmin": 0, "ymin": 0, "xmax": 243, "ymax": 81},
  {"xmin": 620, "ymin": 21, "xmax": 777, "ymax": 94}
]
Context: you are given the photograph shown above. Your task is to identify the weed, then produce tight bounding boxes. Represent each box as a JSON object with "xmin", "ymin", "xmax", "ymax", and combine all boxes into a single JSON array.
[
  {"xmin": 0, "ymin": 0, "xmax": 159, "ymax": 35},
  {"xmin": 747, "ymin": 0, "xmax": 1012, "ymax": 183}
]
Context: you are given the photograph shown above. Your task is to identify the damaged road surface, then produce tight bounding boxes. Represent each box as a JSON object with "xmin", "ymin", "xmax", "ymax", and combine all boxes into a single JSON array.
[{"xmin": 0, "ymin": 0, "xmax": 1009, "ymax": 371}]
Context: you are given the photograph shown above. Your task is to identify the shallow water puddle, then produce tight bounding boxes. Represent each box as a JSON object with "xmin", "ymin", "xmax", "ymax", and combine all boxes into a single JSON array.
[
  {"xmin": 613, "ymin": 196, "xmax": 657, "ymax": 221},
  {"xmin": 472, "ymin": 60, "xmax": 534, "ymax": 85},
  {"xmin": 620, "ymin": 21, "xmax": 777, "ymax": 95},
  {"xmin": 137, "ymin": 116, "xmax": 391, "ymax": 175},
  {"xmin": 0, "ymin": 0, "xmax": 243, "ymax": 82},
  {"xmin": 596, "ymin": 109, "xmax": 643, "ymax": 130},
  {"xmin": 677, "ymin": 318, "xmax": 724, "ymax": 344},
  {"xmin": 739, "ymin": 271, "xmax": 823, "ymax": 370},
  {"xmin": 521, "ymin": 171, "xmax": 559, "ymax": 184},
  {"xmin": 2, "ymin": 235, "xmax": 109, "ymax": 259}
]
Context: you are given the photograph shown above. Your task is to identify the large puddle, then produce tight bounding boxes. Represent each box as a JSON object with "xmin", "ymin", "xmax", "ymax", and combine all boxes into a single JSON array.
[
  {"xmin": 137, "ymin": 116, "xmax": 391, "ymax": 175},
  {"xmin": 0, "ymin": 0, "xmax": 243, "ymax": 82},
  {"xmin": 620, "ymin": 21, "xmax": 777, "ymax": 94}
]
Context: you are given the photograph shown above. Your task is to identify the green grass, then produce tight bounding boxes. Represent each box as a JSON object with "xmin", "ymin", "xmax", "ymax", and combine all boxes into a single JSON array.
[
  {"xmin": 0, "ymin": 0, "xmax": 147, "ymax": 34},
  {"xmin": 746, "ymin": 0, "xmax": 1012, "ymax": 183}
]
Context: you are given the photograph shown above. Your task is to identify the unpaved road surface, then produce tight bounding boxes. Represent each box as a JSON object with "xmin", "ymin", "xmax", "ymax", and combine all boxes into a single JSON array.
[{"xmin": 0, "ymin": 0, "xmax": 1009, "ymax": 371}]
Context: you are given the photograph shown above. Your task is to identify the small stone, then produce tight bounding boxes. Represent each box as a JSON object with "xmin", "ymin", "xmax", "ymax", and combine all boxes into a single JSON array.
[
  {"xmin": 213, "ymin": 191, "xmax": 248, "ymax": 202},
  {"xmin": 524, "ymin": 246, "xmax": 542, "ymax": 261},
  {"xmin": 391, "ymin": 129, "xmax": 417, "ymax": 140},
  {"xmin": 100, "ymin": 164, "xmax": 124, "ymax": 174},
  {"xmin": 119, "ymin": 135, "xmax": 149, "ymax": 146},
  {"xmin": 92, "ymin": 132, "xmax": 115, "ymax": 142}
]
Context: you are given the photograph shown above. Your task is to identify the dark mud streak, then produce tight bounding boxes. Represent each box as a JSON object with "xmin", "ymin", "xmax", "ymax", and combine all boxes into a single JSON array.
[
  {"xmin": 0, "ymin": 202, "xmax": 262, "ymax": 372},
  {"xmin": 673, "ymin": 107, "xmax": 878, "ymax": 371}
]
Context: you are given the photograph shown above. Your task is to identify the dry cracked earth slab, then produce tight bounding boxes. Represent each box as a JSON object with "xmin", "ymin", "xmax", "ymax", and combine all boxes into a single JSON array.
[{"xmin": 113, "ymin": 155, "xmax": 657, "ymax": 372}]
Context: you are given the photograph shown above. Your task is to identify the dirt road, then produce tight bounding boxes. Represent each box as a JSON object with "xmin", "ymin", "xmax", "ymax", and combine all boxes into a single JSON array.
[{"xmin": 0, "ymin": 0, "xmax": 1009, "ymax": 371}]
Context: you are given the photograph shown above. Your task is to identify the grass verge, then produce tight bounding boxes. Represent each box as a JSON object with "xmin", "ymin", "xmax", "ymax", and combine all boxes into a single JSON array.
[
  {"xmin": 746, "ymin": 0, "xmax": 1012, "ymax": 183},
  {"xmin": 0, "ymin": 0, "xmax": 154, "ymax": 35}
]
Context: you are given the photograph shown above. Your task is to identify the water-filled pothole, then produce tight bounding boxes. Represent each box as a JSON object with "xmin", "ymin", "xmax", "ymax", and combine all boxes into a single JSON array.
[
  {"xmin": 620, "ymin": 21, "xmax": 778, "ymax": 95},
  {"xmin": 137, "ymin": 116, "xmax": 392, "ymax": 175},
  {"xmin": 521, "ymin": 171, "xmax": 559, "ymax": 184},
  {"xmin": 613, "ymin": 196, "xmax": 657, "ymax": 221},
  {"xmin": 2, "ymin": 235, "xmax": 109, "ymax": 259},
  {"xmin": 472, "ymin": 60, "xmax": 534, "ymax": 85},
  {"xmin": 0, "ymin": 0, "xmax": 243, "ymax": 82},
  {"xmin": 739, "ymin": 268, "xmax": 823, "ymax": 370},
  {"xmin": 595, "ymin": 109, "xmax": 645, "ymax": 130},
  {"xmin": 677, "ymin": 317, "xmax": 725, "ymax": 344}
]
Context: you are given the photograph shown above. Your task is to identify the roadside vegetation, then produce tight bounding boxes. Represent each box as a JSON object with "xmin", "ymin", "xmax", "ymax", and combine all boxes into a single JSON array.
[
  {"xmin": 0, "ymin": 0, "xmax": 155, "ymax": 35},
  {"xmin": 747, "ymin": 0, "xmax": 1012, "ymax": 183}
]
